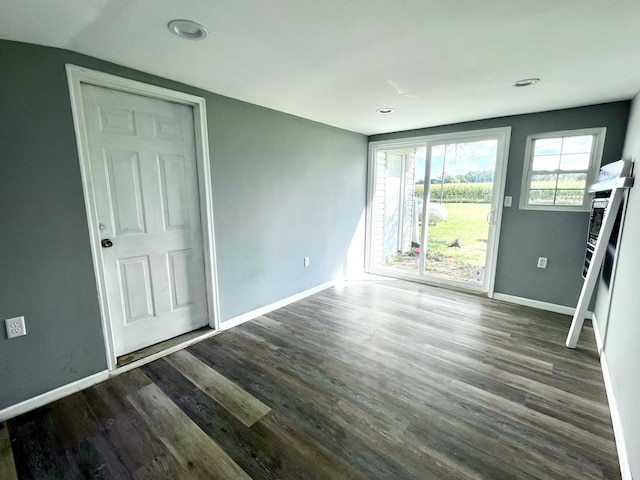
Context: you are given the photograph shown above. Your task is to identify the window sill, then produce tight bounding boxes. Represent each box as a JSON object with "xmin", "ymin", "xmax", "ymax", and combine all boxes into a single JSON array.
[{"xmin": 518, "ymin": 204, "xmax": 590, "ymax": 212}]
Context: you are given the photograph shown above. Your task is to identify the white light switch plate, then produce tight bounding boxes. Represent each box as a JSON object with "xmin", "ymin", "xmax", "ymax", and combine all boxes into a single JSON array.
[
  {"xmin": 504, "ymin": 196, "xmax": 512, "ymax": 207},
  {"xmin": 5, "ymin": 316, "xmax": 26, "ymax": 338}
]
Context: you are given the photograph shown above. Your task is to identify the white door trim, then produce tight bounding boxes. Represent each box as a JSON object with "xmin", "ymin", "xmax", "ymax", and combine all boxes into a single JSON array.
[
  {"xmin": 366, "ymin": 127, "xmax": 511, "ymax": 296},
  {"xmin": 66, "ymin": 64, "xmax": 220, "ymax": 370}
]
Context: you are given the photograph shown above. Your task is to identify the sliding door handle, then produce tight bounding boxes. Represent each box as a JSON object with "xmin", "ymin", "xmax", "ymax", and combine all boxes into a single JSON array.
[{"xmin": 486, "ymin": 209, "xmax": 496, "ymax": 225}]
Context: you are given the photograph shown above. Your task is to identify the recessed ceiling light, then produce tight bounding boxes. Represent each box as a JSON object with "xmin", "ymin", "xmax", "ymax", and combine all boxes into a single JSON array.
[
  {"xmin": 511, "ymin": 78, "xmax": 540, "ymax": 88},
  {"xmin": 168, "ymin": 19, "xmax": 208, "ymax": 41},
  {"xmin": 376, "ymin": 107, "xmax": 395, "ymax": 114}
]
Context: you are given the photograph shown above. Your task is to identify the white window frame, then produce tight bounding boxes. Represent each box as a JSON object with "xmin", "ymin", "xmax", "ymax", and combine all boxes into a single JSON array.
[{"xmin": 519, "ymin": 127, "xmax": 606, "ymax": 212}]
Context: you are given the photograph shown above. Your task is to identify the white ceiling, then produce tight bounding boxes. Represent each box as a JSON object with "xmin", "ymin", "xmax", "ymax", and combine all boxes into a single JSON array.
[{"xmin": 2, "ymin": 0, "xmax": 640, "ymax": 135}]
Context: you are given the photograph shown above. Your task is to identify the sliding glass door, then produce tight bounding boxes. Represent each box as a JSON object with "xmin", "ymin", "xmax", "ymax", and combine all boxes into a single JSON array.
[
  {"xmin": 369, "ymin": 145, "xmax": 425, "ymax": 275},
  {"xmin": 366, "ymin": 128, "xmax": 510, "ymax": 294}
]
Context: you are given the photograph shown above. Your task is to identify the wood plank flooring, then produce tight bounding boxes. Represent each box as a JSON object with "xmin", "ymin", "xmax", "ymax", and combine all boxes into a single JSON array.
[
  {"xmin": 3, "ymin": 278, "xmax": 621, "ymax": 479},
  {"xmin": 1, "ymin": 421, "xmax": 18, "ymax": 480}
]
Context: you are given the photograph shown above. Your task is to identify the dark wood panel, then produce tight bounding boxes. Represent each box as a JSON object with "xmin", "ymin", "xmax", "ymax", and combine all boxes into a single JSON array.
[
  {"xmin": 0, "ymin": 421, "xmax": 18, "ymax": 480},
  {"xmin": 142, "ymin": 357, "xmax": 367, "ymax": 480},
  {"xmin": 188, "ymin": 339, "xmax": 411, "ymax": 479},
  {"xmin": 5, "ymin": 278, "xmax": 621, "ymax": 479},
  {"xmin": 164, "ymin": 350, "xmax": 271, "ymax": 427},
  {"xmin": 8, "ymin": 407, "xmax": 84, "ymax": 479},
  {"xmin": 127, "ymin": 382, "xmax": 252, "ymax": 479}
]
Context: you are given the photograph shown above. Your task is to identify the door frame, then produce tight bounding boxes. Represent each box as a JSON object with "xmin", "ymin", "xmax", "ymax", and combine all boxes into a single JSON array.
[
  {"xmin": 66, "ymin": 64, "xmax": 221, "ymax": 370},
  {"xmin": 365, "ymin": 127, "xmax": 511, "ymax": 297}
]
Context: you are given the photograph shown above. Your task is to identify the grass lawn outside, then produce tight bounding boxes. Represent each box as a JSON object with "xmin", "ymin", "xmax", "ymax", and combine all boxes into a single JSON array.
[
  {"xmin": 389, "ymin": 202, "xmax": 492, "ymax": 283},
  {"xmin": 426, "ymin": 203, "xmax": 491, "ymax": 265}
]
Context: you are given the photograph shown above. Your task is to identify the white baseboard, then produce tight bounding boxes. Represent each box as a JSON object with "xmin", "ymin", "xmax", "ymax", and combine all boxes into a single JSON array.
[
  {"xmin": 221, "ymin": 280, "xmax": 335, "ymax": 331},
  {"xmin": 0, "ymin": 328, "xmax": 223, "ymax": 422},
  {"xmin": 592, "ymin": 312, "xmax": 604, "ymax": 354},
  {"xmin": 0, "ymin": 370, "xmax": 109, "ymax": 422},
  {"xmin": 598, "ymin": 350, "xmax": 633, "ymax": 480},
  {"xmin": 1, "ymin": 281, "xmax": 336, "ymax": 422},
  {"xmin": 591, "ymin": 314, "xmax": 632, "ymax": 480},
  {"xmin": 2, "ymin": 280, "xmax": 631, "ymax": 480},
  {"xmin": 493, "ymin": 292, "xmax": 588, "ymax": 316},
  {"xmin": 496, "ymin": 303, "xmax": 631, "ymax": 478}
]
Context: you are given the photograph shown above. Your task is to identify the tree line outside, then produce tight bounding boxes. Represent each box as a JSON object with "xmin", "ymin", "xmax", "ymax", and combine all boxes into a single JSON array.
[
  {"xmin": 417, "ymin": 168, "xmax": 495, "ymax": 185},
  {"xmin": 414, "ymin": 168, "xmax": 585, "ymax": 204}
]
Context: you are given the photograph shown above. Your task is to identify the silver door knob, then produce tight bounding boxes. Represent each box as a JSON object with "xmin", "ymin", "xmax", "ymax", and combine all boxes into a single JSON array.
[{"xmin": 101, "ymin": 239, "xmax": 114, "ymax": 248}]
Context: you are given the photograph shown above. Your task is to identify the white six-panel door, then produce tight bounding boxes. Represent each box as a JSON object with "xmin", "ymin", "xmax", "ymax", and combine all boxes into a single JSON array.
[{"xmin": 81, "ymin": 84, "xmax": 209, "ymax": 356}]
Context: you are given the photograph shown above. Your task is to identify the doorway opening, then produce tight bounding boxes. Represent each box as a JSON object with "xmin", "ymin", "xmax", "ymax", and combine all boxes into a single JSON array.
[{"xmin": 67, "ymin": 65, "xmax": 220, "ymax": 370}]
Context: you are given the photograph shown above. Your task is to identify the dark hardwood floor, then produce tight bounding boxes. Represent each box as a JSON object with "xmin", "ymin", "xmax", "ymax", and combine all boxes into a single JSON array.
[{"xmin": 2, "ymin": 278, "xmax": 621, "ymax": 479}]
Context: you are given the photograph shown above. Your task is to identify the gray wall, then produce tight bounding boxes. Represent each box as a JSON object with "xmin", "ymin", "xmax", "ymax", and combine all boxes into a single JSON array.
[
  {"xmin": 370, "ymin": 104, "xmax": 629, "ymax": 307},
  {"xmin": 593, "ymin": 93, "xmax": 640, "ymax": 477},
  {"xmin": 208, "ymin": 95, "xmax": 367, "ymax": 318},
  {"xmin": 0, "ymin": 40, "xmax": 367, "ymax": 410}
]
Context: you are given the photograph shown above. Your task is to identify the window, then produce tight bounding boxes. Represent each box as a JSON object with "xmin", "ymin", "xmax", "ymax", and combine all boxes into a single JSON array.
[{"xmin": 520, "ymin": 128, "xmax": 606, "ymax": 211}]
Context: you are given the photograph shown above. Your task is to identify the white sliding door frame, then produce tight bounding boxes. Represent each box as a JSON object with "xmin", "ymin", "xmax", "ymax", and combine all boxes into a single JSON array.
[
  {"xmin": 366, "ymin": 127, "xmax": 511, "ymax": 297},
  {"xmin": 66, "ymin": 64, "xmax": 221, "ymax": 370}
]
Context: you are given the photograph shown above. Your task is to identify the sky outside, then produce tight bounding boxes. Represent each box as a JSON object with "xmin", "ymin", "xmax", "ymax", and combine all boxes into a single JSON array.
[{"xmin": 414, "ymin": 139, "xmax": 499, "ymax": 182}]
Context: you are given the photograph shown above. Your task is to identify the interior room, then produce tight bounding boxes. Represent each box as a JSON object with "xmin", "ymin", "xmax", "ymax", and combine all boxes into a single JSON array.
[{"xmin": 1, "ymin": 1, "xmax": 639, "ymax": 478}]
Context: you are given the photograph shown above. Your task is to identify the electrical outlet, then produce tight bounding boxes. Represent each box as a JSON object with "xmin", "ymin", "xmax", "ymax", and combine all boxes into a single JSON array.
[
  {"xmin": 504, "ymin": 196, "xmax": 512, "ymax": 207},
  {"xmin": 537, "ymin": 257, "xmax": 548, "ymax": 269},
  {"xmin": 5, "ymin": 316, "xmax": 26, "ymax": 339},
  {"xmin": 304, "ymin": 256, "xmax": 310, "ymax": 267}
]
